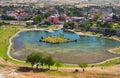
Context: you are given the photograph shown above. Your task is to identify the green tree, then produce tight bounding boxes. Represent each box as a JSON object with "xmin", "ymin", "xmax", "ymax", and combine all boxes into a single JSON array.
[
  {"xmin": 2, "ymin": 14, "xmax": 16, "ymax": 20},
  {"xmin": 0, "ymin": 22, "xmax": 3, "ymax": 28},
  {"xmin": 34, "ymin": 14, "xmax": 44, "ymax": 24},
  {"xmin": 63, "ymin": 23, "xmax": 69, "ymax": 28},
  {"xmin": 97, "ymin": 21, "xmax": 102, "ymax": 27},
  {"xmin": 89, "ymin": 21, "xmax": 94, "ymax": 26},
  {"xmin": 78, "ymin": 62, "xmax": 88, "ymax": 72},
  {"xmin": 55, "ymin": 61, "xmax": 62, "ymax": 71},
  {"xmin": 45, "ymin": 21, "xmax": 51, "ymax": 25},
  {"xmin": 44, "ymin": 55, "xmax": 55, "ymax": 70},
  {"xmin": 67, "ymin": 12, "xmax": 74, "ymax": 17},
  {"xmin": 80, "ymin": 22, "xmax": 87, "ymax": 31},
  {"xmin": 118, "ymin": 22, "xmax": 120, "ymax": 26},
  {"xmin": 26, "ymin": 22, "xmax": 32, "ymax": 27},
  {"xmin": 68, "ymin": 22, "xmax": 75, "ymax": 29},
  {"xmin": 26, "ymin": 52, "xmax": 43, "ymax": 68},
  {"xmin": 41, "ymin": 58, "xmax": 45, "ymax": 69},
  {"xmin": 44, "ymin": 13, "xmax": 50, "ymax": 18},
  {"xmin": 94, "ymin": 13, "xmax": 100, "ymax": 20},
  {"xmin": 86, "ymin": 24, "xmax": 91, "ymax": 31},
  {"xmin": 108, "ymin": 22, "xmax": 114, "ymax": 29},
  {"xmin": 74, "ymin": 22, "xmax": 79, "ymax": 29},
  {"xmin": 97, "ymin": 21, "xmax": 102, "ymax": 32}
]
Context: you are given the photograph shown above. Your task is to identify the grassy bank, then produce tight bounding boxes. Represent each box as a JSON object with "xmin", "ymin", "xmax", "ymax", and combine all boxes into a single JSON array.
[
  {"xmin": 112, "ymin": 47, "xmax": 120, "ymax": 54},
  {"xmin": 95, "ymin": 58, "xmax": 120, "ymax": 67},
  {"xmin": 0, "ymin": 26, "xmax": 20, "ymax": 58},
  {"xmin": 0, "ymin": 25, "xmax": 27, "ymax": 65}
]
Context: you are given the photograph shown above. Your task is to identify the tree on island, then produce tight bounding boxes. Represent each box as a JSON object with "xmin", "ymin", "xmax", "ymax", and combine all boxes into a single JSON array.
[
  {"xmin": 55, "ymin": 61, "xmax": 62, "ymax": 71},
  {"xmin": 26, "ymin": 52, "xmax": 43, "ymax": 69},
  {"xmin": 78, "ymin": 62, "xmax": 88, "ymax": 72}
]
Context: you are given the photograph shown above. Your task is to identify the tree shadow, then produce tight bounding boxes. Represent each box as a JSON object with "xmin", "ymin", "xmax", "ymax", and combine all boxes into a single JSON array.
[
  {"xmin": 116, "ymin": 62, "xmax": 120, "ymax": 64},
  {"xmin": 73, "ymin": 69, "xmax": 79, "ymax": 73},
  {"xmin": 17, "ymin": 67, "xmax": 49, "ymax": 73}
]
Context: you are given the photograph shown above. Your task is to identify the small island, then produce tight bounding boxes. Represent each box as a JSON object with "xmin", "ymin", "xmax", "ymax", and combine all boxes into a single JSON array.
[{"xmin": 40, "ymin": 34, "xmax": 76, "ymax": 44}]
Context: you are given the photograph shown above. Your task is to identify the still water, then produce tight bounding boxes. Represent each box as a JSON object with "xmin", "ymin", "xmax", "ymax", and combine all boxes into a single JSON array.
[{"xmin": 12, "ymin": 30, "xmax": 120, "ymax": 64}]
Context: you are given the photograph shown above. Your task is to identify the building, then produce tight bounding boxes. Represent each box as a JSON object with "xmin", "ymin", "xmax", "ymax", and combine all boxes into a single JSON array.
[{"xmin": 48, "ymin": 16, "xmax": 59, "ymax": 24}]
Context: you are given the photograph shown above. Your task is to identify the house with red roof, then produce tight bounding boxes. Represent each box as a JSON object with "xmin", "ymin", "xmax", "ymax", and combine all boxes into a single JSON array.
[
  {"xmin": 48, "ymin": 16, "xmax": 59, "ymax": 24},
  {"xmin": 60, "ymin": 14, "xmax": 67, "ymax": 21}
]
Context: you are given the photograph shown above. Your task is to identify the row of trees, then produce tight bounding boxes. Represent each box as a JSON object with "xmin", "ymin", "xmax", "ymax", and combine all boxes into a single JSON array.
[
  {"xmin": 1, "ymin": 14, "xmax": 16, "ymax": 20},
  {"xmin": 26, "ymin": 52, "xmax": 88, "ymax": 72},
  {"xmin": 64, "ymin": 20, "xmax": 120, "ymax": 36},
  {"xmin": 64, "ymin": 21, "xmax": 93, "ymax": 31},
  {"xmin": 27, "ymin": 13, "xmax": 51, "ymax": 25},
  {"xmin": 0, "ymin": 21, "xmax": 10, "ymax": 28},
  {"xmin": 64, "ymin": 20, "xmax": 116, "ymax": 30},
  {"xmin": 26, "ymin": 52, "xmax": 62, "ymax": 70}
]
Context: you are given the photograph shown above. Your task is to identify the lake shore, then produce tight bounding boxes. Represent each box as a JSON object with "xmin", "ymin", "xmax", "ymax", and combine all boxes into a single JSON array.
[
  {"xmin": 75, "ymin": 31, "xmax": 120, "ymax": 55},
  {"xmin": 7, "ymin": 27, "xmax": 120, "ymax": 66},
  {"xmin": 7, "ymin": 27, "xmax": 61, "ymax": 62}
]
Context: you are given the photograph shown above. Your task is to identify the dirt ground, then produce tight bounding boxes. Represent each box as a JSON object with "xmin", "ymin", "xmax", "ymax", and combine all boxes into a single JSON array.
[{"xmin": 0, "ymin": 58, "xmax": 120, "ymax": 78}]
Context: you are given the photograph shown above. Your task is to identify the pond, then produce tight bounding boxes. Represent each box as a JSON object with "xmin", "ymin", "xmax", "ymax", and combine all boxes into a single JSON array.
[{"xmin": 12, "ymin": 30, "xmax": 120, "ymax": 64}]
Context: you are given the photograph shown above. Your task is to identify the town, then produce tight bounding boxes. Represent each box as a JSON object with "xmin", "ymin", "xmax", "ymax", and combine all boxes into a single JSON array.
[{"xmin": 0, "ymin": 1, "xmax": 120, "ymax": 36}]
